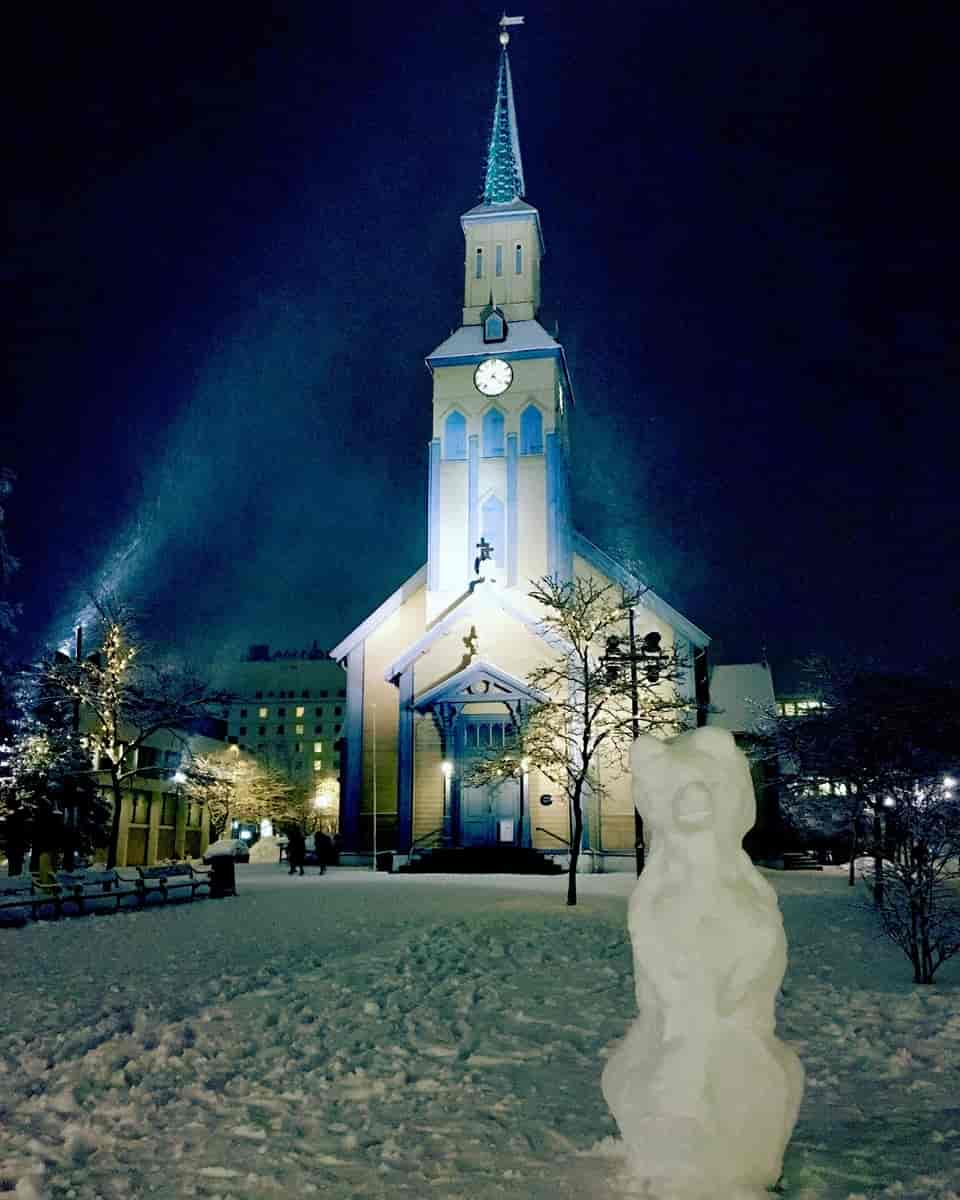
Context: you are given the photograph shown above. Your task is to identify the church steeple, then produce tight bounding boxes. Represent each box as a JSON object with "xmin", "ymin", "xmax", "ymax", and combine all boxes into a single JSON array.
[
  {"xmin": 482, "ymin": 45, "xmax": 525, "ymax": 205},
  {"xmin": 459, "ymin": 17, "xmax": 543, "ymax": 326}
]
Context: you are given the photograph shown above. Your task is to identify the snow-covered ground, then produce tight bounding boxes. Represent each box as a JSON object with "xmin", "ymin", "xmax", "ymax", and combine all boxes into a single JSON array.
[{"xmin": 2, "ymin": 864, "xmax": 959, "ymax": 1200}]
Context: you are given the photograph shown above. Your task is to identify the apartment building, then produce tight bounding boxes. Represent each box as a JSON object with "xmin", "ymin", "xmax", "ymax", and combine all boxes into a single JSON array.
[{"xmin": 219, "ymin": 646, "xmax": 347, "ymax": 807}]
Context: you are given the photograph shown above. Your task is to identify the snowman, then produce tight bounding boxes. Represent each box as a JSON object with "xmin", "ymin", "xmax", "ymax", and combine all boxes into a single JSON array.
[{"xmin": 601, "ymin": 726, "xmax": 804, "ymax": 1199}]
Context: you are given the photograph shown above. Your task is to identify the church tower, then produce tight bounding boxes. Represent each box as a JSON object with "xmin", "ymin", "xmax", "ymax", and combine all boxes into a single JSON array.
[
  {"xmin": 330, "ymin": 20, "xmax": 710, "ymax": 862},
  {"xmin": 424, "ymin": 28, "xmax": 572, "ymax": 623}
]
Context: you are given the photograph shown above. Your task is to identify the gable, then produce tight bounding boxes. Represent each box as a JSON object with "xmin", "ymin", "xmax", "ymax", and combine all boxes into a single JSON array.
[
  {"xmin": 572, "ymin": 533, "xmax": 710, "ymax": 649},
  {"xmin": 414, "ymin": 659, "xmax": 547, "ymax": 711}
]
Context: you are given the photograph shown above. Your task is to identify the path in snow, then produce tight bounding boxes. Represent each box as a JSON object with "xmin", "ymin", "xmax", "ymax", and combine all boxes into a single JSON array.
[{"xmin": 2, "ymin": 866, "xmax": 959, "ymax": 1199}]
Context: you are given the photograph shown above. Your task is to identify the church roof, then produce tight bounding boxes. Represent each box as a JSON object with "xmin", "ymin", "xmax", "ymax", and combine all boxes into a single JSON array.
[
  {"xmin": 572, "ymin": 533, "xmax": 711, "ymax": 649},
  {"xmin": 482, "ymin": 46, "xmax": 525, "ymax": 204},
  {"xmin": 384, "ymin": 583, "xmax": 572, "ymax": 683},
  {"xmin": 329, "ymin": 564, "xmax": 427, "ymax": 663},
  {"xmin": 706, "ymin": 663, "xmax": 776, "ymax": 734},
  {"xmin": 426, "ymin": 319, "xmax": 562, "ymax": 368}
]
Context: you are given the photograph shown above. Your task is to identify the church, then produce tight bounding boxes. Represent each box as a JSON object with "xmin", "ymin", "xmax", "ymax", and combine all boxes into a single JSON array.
[{"xmin": 331, "ymin": 25, "xmax": 710, "ymax": 865}]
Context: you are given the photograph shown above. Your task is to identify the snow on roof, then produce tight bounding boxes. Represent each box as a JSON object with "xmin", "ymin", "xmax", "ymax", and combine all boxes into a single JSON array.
[
  {"xmin": 706, "ymin": 662, "xmax": 777, "ymax": 734},
  {"xmin": 426, "ymin": 319, "xmax": 559, "ymax": 367},
  {"xmin": 460, "ymin": 198, "xmax": 539, "ymax": 221}
]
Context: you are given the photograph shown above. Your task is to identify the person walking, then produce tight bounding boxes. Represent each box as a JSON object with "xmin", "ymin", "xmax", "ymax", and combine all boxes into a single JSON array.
[
  {"xmin": 316, "ymin": 830, "xmax": 333, "ymax": 875},
  {"xmin": 287, "ymin": 825, "xmax": 306, "ymax": 876}
]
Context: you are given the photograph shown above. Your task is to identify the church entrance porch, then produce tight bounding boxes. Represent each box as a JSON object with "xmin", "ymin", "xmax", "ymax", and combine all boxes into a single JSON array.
[
  {"xmin": 453, "ymin": 715, "xmax": 520, "ymax": 849},
  {"xmin": 406, "ymin": 660, "xmax": 547, "ymax": 856},
  {"xmin": 459, "ymin": 717, "xmax": 521, "ymax": 847}
]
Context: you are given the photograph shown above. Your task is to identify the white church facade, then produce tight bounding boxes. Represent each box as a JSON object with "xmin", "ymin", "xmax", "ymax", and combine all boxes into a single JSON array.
[{"xmin": 331, "ymin": 30, "xmax": 710, "ymax": 862}]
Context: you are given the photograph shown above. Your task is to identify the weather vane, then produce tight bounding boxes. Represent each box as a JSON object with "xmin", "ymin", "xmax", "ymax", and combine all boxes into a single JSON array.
[{"xmin": 499, "ymin": 12, "xmax": 525, "ymax": 45}]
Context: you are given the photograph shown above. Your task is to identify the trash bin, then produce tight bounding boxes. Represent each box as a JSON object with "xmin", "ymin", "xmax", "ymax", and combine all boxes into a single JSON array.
[
  {"xmin": 209, "ymin": 856, "xmax": 236, "ymax": 898},
  {"xmin": 376, "ymin": 852, "xmax": 394, "ymax": 873}
]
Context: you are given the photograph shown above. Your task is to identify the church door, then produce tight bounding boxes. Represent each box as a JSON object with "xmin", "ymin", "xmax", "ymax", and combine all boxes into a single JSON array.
[{"xmin": 459, "ymin": 717, "xmax": 520, "ymax": 847}]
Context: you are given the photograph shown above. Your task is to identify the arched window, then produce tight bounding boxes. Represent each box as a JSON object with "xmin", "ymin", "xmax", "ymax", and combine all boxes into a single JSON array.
[
  {"xmin": 520, "ymin": 405, "xmax": 543, "ymax": 455},
  {"xmin": 445, "ymin": 411, "xmax": 467, "ymax": 460},
  {"xmin": 475, "ymin": 247, "xmax": 484, "ymax": 280},
  {"xmin": 482, "ymin": 407, "xmax": 505, "ymax": 457},
  {"xmin": 515, "ymin": 242, "xmax": 523, "ymax": 274},
  {"xmin": 481, "ymin": 495, "xmax": 505, "ymax": 568},
  {"xmin": 495, "ymin": 244, "xmax": 503, "ymax": 277},
  {"xmin": 483, "ymin": 310, "xmax": 505, "ymax": 342}
]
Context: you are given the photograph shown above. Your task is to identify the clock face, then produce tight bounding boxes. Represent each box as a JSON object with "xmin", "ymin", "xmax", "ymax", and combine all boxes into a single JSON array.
[{"xmin": 474, "ymin": 357, "xmax": 513, "ymax": 397}]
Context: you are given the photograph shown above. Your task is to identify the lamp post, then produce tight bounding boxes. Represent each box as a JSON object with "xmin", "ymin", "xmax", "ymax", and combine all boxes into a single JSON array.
[
  {"xmin": 441, "ymin": 760, "xmax": 453, "ymax": 844},
  {"xmin": 172, "ymin": 770, "xmax": 187, "ymax": 861},
  {"xmin": 602, "ymin": 610, "xmax": 670, "ymax": 876},
  {"xmin": 520, "ymin": 757, "xmax": 529, "ymax": 847}
]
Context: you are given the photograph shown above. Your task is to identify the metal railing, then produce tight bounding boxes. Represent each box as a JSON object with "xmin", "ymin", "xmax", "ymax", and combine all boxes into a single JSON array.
[
  {"xmin": 535, "ymin": 826, "xmax": 570, "ymax": 847},
  {"xmin": 409, "ymin": 827, "xmax": 444, "ymax": 858}
]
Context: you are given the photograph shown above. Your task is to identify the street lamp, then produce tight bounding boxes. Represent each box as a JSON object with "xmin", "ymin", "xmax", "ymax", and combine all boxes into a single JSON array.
[
  {"xmin": 520, "ymin": 757, "xmax": 529, "ymax": 847},
  {"xmin": 601, "ymin": 611, "xmax": 670, "ymax": 876},
  {"xmin": 441, "ymin": 760, "xmax": 453, "ymax": 844}
]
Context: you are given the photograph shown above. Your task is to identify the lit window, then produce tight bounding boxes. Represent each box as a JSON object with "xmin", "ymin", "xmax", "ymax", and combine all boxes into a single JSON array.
[
  {"xmin": 483, "ymin": 407, "xmax": 505, "ymax": 457},
  {"xmin": 515, "ymin": 242, "xmax": 522, "ymax": 273},
  {"xmin": 295, "ymin": 724, "xmax": 304, "ymax": 735},
  {"xmin": 495, "ymin": 244, "xmax": 503, "ymax": 276},
  {"xmin": 259, "ymin": 706, "xmax": 268, "ymax": 718},
  {"xmin": 314, "ymin": 761, "xmax": 323, "ymax": 772},
  {"xmin": 295, "ymin": 706, "xmax": 304, "ymax": 718},
  {"xmin": 314, "ymin": 742, "xmax": 323, "ymax": 753},
  {"xmin": 520, "ymin": 405, "xmax": 543, "ymax": 455},
  {"xmin": 475, "ymin": 247, "xmax": 483, "ymax": 279},
  {"xmin": 445, "ymin": 410, "xmax": 467, "ymax": 460},
  {"xmin": 294, "ymin": 742, "xmax": 303, "ymax": 753},
  {"xmin": 784, "ymin": 702, "xmax": 796, "ymax": 716}
]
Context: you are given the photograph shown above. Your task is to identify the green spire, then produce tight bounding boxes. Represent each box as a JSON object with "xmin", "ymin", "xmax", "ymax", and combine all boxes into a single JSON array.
[{"xmin": 482, "ymin": 46, "xmax": 525, "ymax": 205}]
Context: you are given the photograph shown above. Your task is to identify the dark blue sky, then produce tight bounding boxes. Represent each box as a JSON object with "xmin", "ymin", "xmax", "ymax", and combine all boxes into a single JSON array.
[{"xmin": 4, "ymin": 1, "xmax": 954, "ymax": 688}]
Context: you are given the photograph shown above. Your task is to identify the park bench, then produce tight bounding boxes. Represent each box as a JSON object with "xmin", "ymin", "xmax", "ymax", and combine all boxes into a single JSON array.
[
  {"xmin": 53, "ymin": 868, "xmax": 140, "ymax": 916},
  {"xmin": 0, "ymin": 876, "xmax": 46, "ymax": 922},
  {"xmin": 129, "ymin": 862, "xmax": 211, "ymax": 905}
]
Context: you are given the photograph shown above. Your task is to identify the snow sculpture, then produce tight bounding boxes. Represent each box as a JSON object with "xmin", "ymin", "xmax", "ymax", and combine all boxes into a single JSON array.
[{"xmin": 602, "ymin": 726, "xmax": 804, "ymax": 1200}]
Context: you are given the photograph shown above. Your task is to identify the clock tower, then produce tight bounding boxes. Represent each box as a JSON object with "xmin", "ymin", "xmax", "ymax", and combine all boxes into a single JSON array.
[
  {"xmin": 330, "ymin": 21, "xmax": 710, "ymax": 862},
  {"xmin": 424, "ymin": 32, "xmax": 572, "ymax": 623}
]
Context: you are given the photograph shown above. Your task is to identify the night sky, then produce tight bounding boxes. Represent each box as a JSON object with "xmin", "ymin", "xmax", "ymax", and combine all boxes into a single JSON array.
[{"xmin": 4, "ymin": 1, "xmax": 954, "ymax": 689}]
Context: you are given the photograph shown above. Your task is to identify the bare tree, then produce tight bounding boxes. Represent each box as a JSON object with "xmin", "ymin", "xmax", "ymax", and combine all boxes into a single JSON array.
[
  {"xmin": 182, "ymin": 752, "xmax": 296, "ymax": 840},
  {"xmin": 34, "ymin": 597, "xmax": 231, "ymax": 867},
  {"xmin": 862, "ymin": 779, "xmax": 960, "ymax": 984},
  {"xmin": 468, "ymin": 575, "xmax": 694, "ymax": 906},
  {"xmin": 761, "ymin": 660, "xmax": 960, "ymax": 893}
]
